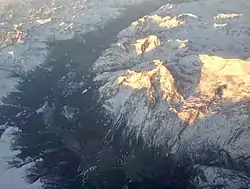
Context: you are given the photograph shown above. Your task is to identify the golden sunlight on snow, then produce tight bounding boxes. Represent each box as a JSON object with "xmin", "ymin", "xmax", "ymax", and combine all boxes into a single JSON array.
[
  {"xmin": 131, "ymin": 17, "xmax": 146, "ymax": 26},
  {"xmin": 178, "ymin": 55, "xmax": 250, "ymax": 125},
  {"xmin": 198, "ymin": 54, "xmax": 250, "ymax": 101},
  {"xmin": 115, "ymin": 60, "xmax": 183, "ymax": 106},
  {"xmin": 148, "ymin": 14, "xmax": 184, "ymax": 28},
  {"xmin": 94, "ymin": 0, "xmax": 250, "ymax": 128},
  {"xmin": 114, "ymin": 54, "xmax": 250, "ymax": 125},
  {"xmin": 132, "ymin": 36, "xmax": 187, "ymax": 55},
  {"xmin": 133, "ymin": 35, "xmax": 160, "ymax": 55},
  {"xmin": 131, "ymin": 14, "xmax": 184, "ymax": 28}
]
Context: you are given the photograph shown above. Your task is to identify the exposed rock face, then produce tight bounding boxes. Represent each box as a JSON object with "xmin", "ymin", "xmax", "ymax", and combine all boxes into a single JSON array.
[
  {"xmin": 93, "ymin": 0, "xmax": 250, "ymax": 187},
  {"xmin": 133, "ymin": 35, "xmax": 161, "ymax": 55}
]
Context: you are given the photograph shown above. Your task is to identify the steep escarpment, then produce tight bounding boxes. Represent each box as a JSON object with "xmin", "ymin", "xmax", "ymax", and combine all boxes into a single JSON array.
[{"xmin": 93, "ymin": 0, "xmax": 250, "ymax": 187}]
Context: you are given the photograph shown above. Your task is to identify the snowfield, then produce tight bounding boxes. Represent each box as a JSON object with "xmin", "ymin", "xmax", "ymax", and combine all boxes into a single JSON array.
[
  {"xmin": 0, "ymin": 127, "xmax": 41, "ymax": 189},
  {"xmin": 93, "ymin": 0, "xmax": 250, "ymax": 187}
]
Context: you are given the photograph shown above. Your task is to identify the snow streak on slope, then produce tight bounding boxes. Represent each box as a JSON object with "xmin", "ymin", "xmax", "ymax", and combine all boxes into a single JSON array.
[{"xmin": 93, "ymin": 0, "xmax": 250, "ymax": 187}]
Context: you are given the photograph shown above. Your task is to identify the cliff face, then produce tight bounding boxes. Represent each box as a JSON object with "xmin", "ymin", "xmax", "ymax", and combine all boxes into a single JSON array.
[{"xmin": 93, "ymin": 0, "xmax": 250, "ymax": 187}]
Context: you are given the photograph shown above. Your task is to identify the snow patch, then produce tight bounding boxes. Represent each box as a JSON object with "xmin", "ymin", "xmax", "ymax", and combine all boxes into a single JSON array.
[{"xmin": 0, "ymin": 127, "xmax": 41, "ymax": 189}]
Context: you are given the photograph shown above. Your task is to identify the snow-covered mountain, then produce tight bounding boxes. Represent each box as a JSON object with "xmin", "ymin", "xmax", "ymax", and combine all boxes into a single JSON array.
[
  {"xmin": 1, "ymin": 0, "xmax": 250, "ymax": 188},
  {"xmin": 93, "ymin": 0, "xmax": 250, "ymax": 187}
]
